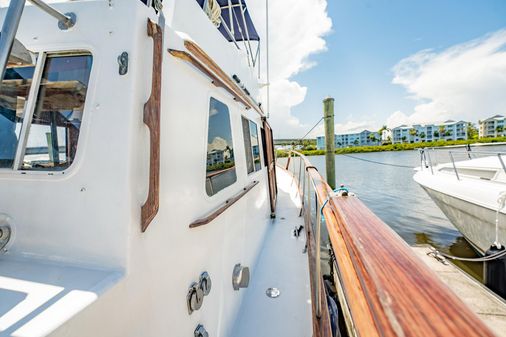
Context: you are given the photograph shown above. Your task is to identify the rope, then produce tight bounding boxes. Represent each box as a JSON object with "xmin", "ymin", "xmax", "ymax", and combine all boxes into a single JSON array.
[
  {"xmin": 494, "ymin": 191, "xmax": 506, "ymax": 249},
  {"xmin": 204, "ymin": 0, "xmax": 222, "ymax": 27},
  {"xmin": 299, "ymin": 117, "xmax": 324, "ymax": 142},
  {"xmin": 341, "ymin": 154, "xmax": 415, "ymax": 169},
  {"xmin": 429, "ymin": 247, "xmax": 506, "ymax": 262}
]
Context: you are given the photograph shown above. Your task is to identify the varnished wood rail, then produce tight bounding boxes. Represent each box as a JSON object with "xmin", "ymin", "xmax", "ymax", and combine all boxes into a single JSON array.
[
  {"xmin": 141, "ymin": 19, "xmax": 163, "ymax": 232},
  {"xmin": 168, "ymin": 40, "xmax": 264, "ymax": 118},
  {"xmin": 189, "ymin": 181, "xmax": 259, "ymax": 228},
  {"xmin": 283, "ymin": 150, "xmax": 495, "ymax": 337}
]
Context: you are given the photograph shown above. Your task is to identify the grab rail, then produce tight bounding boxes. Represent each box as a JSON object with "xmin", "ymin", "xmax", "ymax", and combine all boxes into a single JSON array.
[
  {"xmin": 420, "ymin": 147, "xmax": 506, "ymax": 178},
  {"xmin": 282, "ymin": 150, "xmax": 495, "ymax": 337},
  {"xmin": 189, "ymin": 180, "xmax": 259, "ymax": 228}
]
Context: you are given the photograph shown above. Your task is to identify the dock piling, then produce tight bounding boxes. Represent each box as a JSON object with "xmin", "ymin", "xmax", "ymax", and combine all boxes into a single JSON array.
[{"xmin": 323, "ymin": 97, "xmax": 336, "ymax": 189}]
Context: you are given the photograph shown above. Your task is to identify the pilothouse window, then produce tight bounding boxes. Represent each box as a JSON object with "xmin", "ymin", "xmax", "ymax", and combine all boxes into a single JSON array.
[
  {"xmin": 0, "ymin": 61, "xmax": 37, "ymax": 168},
  {"xmin": 206, "ymin": 98, "xmax": 237, "ymax": 196},
  {"xmin": 0, "ymin": 53, "xmax": 92, "ymax": 172},
  {"xmin": 22, "ymin": 55, "xmax": 92, "ymax": 171},
  {"xmin": 242, "ymin": 116, "xmax": 261, "ymax": 174}
]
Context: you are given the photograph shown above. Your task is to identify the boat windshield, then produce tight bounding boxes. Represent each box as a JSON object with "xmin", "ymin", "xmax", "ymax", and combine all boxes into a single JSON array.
[{"xmin": 0, "ymin": 53, "xmax": 92, "ymax": 171}]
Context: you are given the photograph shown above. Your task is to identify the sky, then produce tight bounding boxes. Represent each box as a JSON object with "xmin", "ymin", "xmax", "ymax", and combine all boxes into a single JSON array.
[{"xmin": 249, "ymin": 0, "xmax": 506, "ymax": 139}]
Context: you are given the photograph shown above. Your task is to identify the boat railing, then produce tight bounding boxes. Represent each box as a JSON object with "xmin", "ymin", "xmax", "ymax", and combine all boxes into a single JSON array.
[
  {"xmin": 420, "ymin": 147, "xmax": 506, "ymax": 180},
  {"xmin": 280, "ymin": 150, "xmax": 495, "ymax": 337}
]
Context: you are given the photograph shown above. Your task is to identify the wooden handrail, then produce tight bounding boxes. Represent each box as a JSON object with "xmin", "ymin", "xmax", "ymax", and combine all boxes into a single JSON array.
[
  {"xmin": 168, "ymin": 40, "xmax": 264, "ymax": 118},
  {"xmin": 189, "ymin": 181, "xmax": 259, "ymax": 228},
  {"xmin": 285, "ymin": 150, "xmax": 495, "ymax": 337},
  {"xmin": 141, "ymin": 19, "xmax": 163, "ymax": 232}
]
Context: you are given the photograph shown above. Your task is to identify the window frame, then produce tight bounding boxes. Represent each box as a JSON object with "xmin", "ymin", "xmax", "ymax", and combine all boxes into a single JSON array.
[
  {"xmin": 0, "ymin": 49, "xmax": 94, "ymax": 176},
  {"xmin": 204, "ymin": 96, "xmax": 238, "ymax": 197},
  {"xmin": 241, "ymin": 115, "xmax": 263, "ymax": 175}
]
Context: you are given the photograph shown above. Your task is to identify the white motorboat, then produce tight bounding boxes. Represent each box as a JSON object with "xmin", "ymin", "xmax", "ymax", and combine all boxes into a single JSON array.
[{"xmin": 414, "ymin": 148, "xmax": 506, "ymax": 254}]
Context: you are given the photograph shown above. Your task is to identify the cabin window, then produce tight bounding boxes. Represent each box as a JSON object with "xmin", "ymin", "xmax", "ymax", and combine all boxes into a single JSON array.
[
  {"xmin": 0, "ymin": 52, "xmax": 92, "ymax": 172},
  {"xmin": 206, "ymin": 98, "xmax": 237, "ymax": 196},
  {"xmin": 0, "ymin": 60, "xmax": 37, "ymax": 168},
  {"xmin": 242, "ymin": 116, "xmax": 261, "ymax": 174},
  {"xmin": 21, "ymin": 55, "xmax": 92, "ymax": 171},
  {"xmin": 260, "ymin": 127, "xmax": 268, "ymax": 167}
]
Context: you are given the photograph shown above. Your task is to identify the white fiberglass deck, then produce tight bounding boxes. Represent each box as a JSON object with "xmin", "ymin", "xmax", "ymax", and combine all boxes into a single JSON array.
[
  {"xmin": 0, "ymin": 258, "xmax": 121, "ymax": 337},
  {"xmin": 231, "ymin": 168, "xmax": 312, "ymax": 337}
]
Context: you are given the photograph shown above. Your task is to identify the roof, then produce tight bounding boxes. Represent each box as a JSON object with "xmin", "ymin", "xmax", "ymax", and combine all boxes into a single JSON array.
[
  {"xmin": 482, "ymin": 114, "xmax": 505, "ymax": 122},
  {"xmin": 196, "ymin": 0, "xmax": 260, "ymax": 42}
]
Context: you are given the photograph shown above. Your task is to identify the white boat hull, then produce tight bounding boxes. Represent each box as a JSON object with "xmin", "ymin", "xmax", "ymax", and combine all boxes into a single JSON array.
[{"xmin": 420, "ymin": 185, "xmax": 506, "ymax": 254}]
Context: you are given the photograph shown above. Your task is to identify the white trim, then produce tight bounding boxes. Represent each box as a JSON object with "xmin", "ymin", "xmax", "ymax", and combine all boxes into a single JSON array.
[{"xmin": 12, "ymin": 52, "xmax": 46, "ymax": 170}]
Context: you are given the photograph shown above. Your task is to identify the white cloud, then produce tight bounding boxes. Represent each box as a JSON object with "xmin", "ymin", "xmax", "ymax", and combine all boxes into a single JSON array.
[
  {"xmin": 248, "ymin": 0, "xmax": 332, "ymax": 138},
  {"xmin": 388, "ymin": 29, "xmax": 506, "ymax": 128},
  {"xmin": 309, "ymin": 120, "xmax": 379, "ymax": 138},
  {"xmin": 208, "ymin": 137, "xmax": 228, "ymax": 151}
]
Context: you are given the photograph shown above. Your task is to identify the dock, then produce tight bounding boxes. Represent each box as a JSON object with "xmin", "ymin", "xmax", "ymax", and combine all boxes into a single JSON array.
[{"xmin": 413, "ymin": 245, "xmax": 506, "ymax": 337}]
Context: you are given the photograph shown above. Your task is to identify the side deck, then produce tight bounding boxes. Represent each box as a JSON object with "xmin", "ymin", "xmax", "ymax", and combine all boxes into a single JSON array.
[{"xmin": 231, "ymin": 168, "xmax": 312, "ymax": 337}]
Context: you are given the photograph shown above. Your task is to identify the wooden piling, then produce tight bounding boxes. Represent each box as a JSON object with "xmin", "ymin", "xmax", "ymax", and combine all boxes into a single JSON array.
[{"xmin": 323, "ymin": 97, "xmax": 336, "ymax": 189}]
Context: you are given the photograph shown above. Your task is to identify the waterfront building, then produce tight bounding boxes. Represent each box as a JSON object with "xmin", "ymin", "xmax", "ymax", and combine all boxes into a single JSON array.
[
  {"xmin": 479, "ymin": 115, "xmax": 505, "ymax": 138},
  {"xmin": 391, "ymin": 120, "xmax": 468, "ymax": 144},
  {"xmin": 316, "ymin": 130, "xmax": 381, "ymax": 149}
]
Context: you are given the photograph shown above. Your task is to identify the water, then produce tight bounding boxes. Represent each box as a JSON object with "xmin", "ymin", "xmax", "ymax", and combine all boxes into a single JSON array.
[{"xmin": 282, "ymin": 145, "xmax": 506, "ymax": 282}]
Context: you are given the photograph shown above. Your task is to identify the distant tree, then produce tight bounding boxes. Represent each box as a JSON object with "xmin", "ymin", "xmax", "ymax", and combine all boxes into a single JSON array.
[
  {"xmin": 378, "ymin": 125, "xmax": 389, "ymax": 135},
  {"xmin": 467, "ymin": 122, "xmax": 478, "ymax": 139},
  {"xmin": 401, "ymin": 136, "xmax": 407, "ymax": 143},
  {"xmin": 368, "ymin": 133, "xmax": 377, "ymax": 143},
  {"xmin": 445, "ymin": 130, "xmax": 452, "ymax": 137},
  {"xmin": 438, "ymin": 125, "xmax": 446, "ymax": 139},
  {"xmin": 496, "ymin": 125, "xmax": 504, "ymax": 137},
  {"xmin": 433, "ymin": 130, "xmax": 439, "ymax": 138},
  {"xmin": 420, "ymin": 132, "xmax": 426, "ymax": 140},
  {"xmin": 353, "ymin": 139, "xmax": 359, "ymax": 146}
]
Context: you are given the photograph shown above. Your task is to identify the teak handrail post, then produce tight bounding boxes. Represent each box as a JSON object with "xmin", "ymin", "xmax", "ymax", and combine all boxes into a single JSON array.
[{"xmin": 141, "ymin": 19, "xmax": 163, "ymax": 232}]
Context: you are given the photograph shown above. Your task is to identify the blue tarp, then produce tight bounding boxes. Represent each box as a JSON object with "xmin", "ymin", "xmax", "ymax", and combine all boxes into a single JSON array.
[{"xmin": 196, "ymin": 0, "xmax": 260, "ymax": 42}]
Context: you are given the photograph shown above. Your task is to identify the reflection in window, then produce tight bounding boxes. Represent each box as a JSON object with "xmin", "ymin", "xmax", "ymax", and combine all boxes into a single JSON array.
[
  {"xmin": 250, "ymin": 121, "xmax": 261, "ymax": 171},
  {"xmin": 0, "ymin": 62, "xmax": 36, "ymax": 168},
  {"xmin": 242, "ymin": 116, "xmax": 261, "ymax": 174},
  {"xmin": 206, "ymin": 98, "xmax": 237, "ymax": 196},
  {"xmin": 22, "ymin": 54, "xmax": 92, "ymax": 170},
  {"xmin": 242, "ymin": 117, "xmax": 254, "ymax": 174}
]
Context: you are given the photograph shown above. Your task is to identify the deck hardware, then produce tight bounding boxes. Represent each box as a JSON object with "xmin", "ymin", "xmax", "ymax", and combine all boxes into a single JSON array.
[
  {"xmin": 57, "ymin": 12, "xmax": 76, "ymax": 30},
  {"xmin": 187, "ymin": 282, "xmax": 204, "ymax": 315},
  {"xmin": 232, "ymin": 264, "xmax": 250, "ymax": 290},
  {"xmin": 199, "ymin": 272, "xmax": 212, "ymax": 296},
  {"xmin": 27, "ymin": 0, "xmax": 76, "ymax": 30},
  {"xmin": 194, "ymin": 324, "xmax": 209, "ymax": 337},
  {"xmin": 117, "ymin": 52, "xmax": 129, "ymax": 75},
  {"xmin": 293, "ymin": 225, "xmax": 303, "ymax": 238},
  {"xmin": 265, "ymin": 287, "xmax": 280, "ymax": 298},
  {"xmin": 0, "ymin": 225, "xmax": 11, "ymax": 252}
]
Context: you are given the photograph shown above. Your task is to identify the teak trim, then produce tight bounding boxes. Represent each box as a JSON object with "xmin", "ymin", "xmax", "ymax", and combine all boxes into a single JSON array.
[
  {"xmin": 141, "ymin": 19, "xmax": 163, "ymax": 232},
  {"xmin": 189, "ymin": 180, "xmax": 259, "ymax": 228},
  {"xmin": 168, "ymin": 40, "xmax": 264, "ymax": 118}
]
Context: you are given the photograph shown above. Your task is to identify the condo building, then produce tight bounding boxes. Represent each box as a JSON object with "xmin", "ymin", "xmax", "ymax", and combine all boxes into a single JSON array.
[
  {"xmin": 316, "ymin": 130, "xmax": 381, "ymax": 149},
  {"xmin": 479, "ymin": 115, "xmax": 506, "ymax": 138},
  {"xmin": 391, "ymin": 120, "xmax": 468, "ymax": 144}
]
